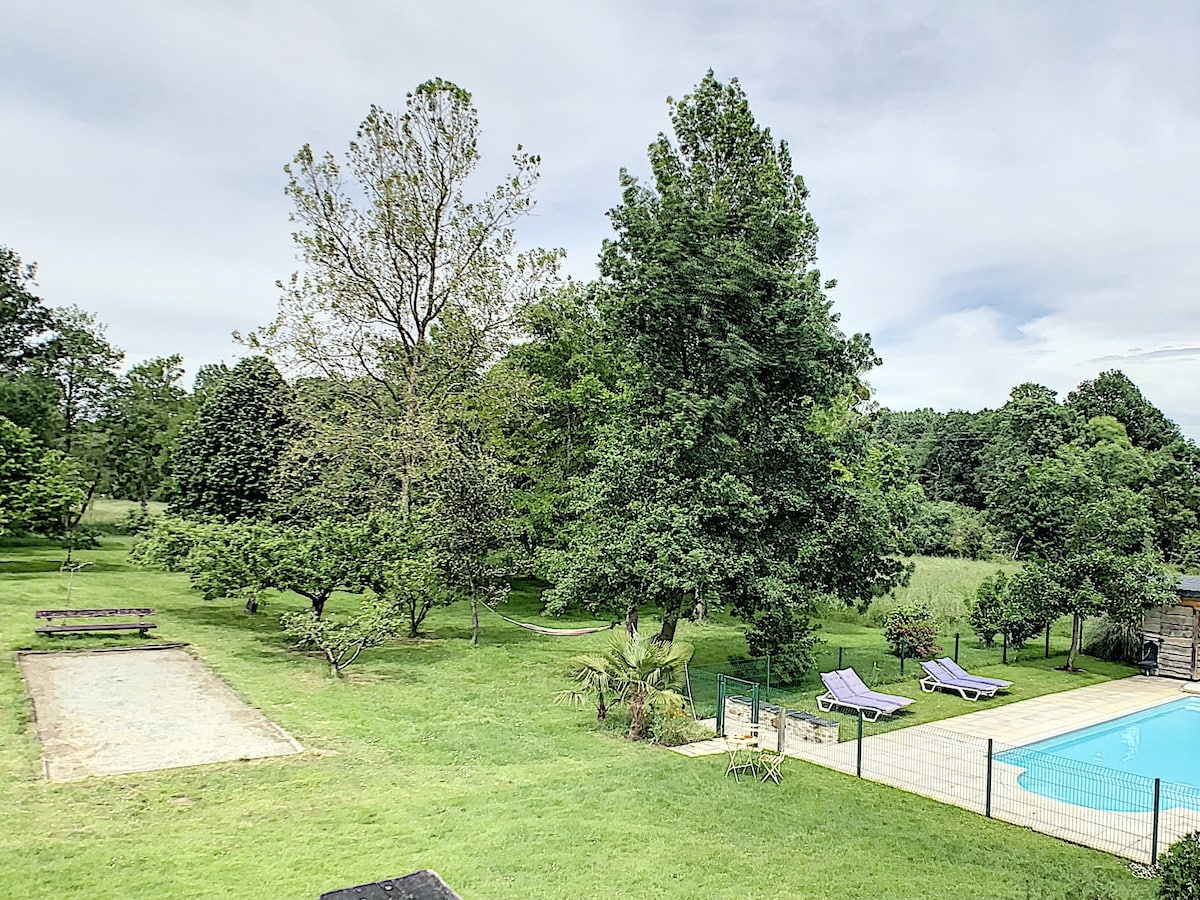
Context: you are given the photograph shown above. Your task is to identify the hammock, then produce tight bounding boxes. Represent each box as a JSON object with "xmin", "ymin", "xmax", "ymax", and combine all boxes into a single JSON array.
[{"xmin": 480, "ymin": 601, "xmax": 618, "ymax": 637}]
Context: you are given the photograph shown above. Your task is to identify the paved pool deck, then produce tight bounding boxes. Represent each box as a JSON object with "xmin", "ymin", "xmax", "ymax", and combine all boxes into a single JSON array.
[{"xmin": 785, "ymin": 676, "xmax": 1199, "ymax": 862}]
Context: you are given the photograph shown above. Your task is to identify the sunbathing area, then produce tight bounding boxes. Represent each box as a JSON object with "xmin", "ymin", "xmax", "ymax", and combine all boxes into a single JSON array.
[
  {"xmin": 789, "ymin": 674, "xmax": 1196, "ymax": 861},
  {"xmin": 677, "ymin": 661, "xmax": 1200, "ymax": 864}
]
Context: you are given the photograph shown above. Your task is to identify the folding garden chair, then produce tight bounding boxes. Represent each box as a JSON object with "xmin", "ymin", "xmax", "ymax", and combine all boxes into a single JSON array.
[{"xmin": 758, "ymin": 750, "xmax": 784, "ymax": 785}]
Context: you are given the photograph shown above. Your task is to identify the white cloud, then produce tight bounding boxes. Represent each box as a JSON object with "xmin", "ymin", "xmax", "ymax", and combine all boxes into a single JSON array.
[{"xmin": 1, "ymin": 1, "xmax": 1197, "ymax": 433}]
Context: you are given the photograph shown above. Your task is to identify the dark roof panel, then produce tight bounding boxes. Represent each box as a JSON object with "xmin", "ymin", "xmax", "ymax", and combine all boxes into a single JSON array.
[{"xmin": 1178, "ymin": 575, "xmax": 1200, "ymax": 596}]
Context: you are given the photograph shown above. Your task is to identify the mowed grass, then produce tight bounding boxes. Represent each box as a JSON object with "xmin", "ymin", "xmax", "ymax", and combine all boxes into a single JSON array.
[{"xmin": 0, "ymin": 542, "xmax": 1154, "ymax": 899}]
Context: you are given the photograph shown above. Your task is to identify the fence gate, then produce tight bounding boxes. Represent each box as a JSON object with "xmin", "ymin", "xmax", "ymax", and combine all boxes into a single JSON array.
[{"xmin": 715, "ymin": 673, "xmax": 759, "ymax": 737}]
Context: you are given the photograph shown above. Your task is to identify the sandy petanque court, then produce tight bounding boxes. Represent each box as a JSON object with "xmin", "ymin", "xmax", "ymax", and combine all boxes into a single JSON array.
[{"xmin": 18, "ymin": 647, "xmax": 303, "ymax": 781}]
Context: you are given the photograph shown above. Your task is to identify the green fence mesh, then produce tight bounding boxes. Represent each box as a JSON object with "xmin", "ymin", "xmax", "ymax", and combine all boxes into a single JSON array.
[{"xmin": 689, "ymin": 626, "xmax": 1075, "ymax": 718}]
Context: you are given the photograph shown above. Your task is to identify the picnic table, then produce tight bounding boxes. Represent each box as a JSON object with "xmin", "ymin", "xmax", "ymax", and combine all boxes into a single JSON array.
[{"xmin": 35, "ymin": 608, "xmax": 157, "ymax": 637}]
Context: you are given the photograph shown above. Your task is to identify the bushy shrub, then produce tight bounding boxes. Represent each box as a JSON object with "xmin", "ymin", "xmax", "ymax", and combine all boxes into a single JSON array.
[
  {"xmin": 882, "ymin": 604, "xmax": 941, "ymax": 658},
  {"xmin": 649, "ymin": 711, "xmax": 714, "ymax": 747},
  {"xmin": 128, "ymin": 516, "xmax": 212, "ymax": 571},
  {"xmin": 115, "ymin": 505, "xmax": 157, "ymax": 535},
  {"xmin": 742, "ymin": 601, "xmax": 819, "ymax": 683},
  {"xmin": 1084, "ymin": 618, "xmax": 1142, "ymax": 664},
  {"xmin": 1159, "ymin": 830, "xmax": 1200, "ymax": 899}
]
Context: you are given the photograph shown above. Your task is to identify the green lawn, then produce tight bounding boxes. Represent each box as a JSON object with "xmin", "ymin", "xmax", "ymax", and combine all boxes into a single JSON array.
[{"xmin": 0, "ymin": 541, "xmax": 1154, "ymax": 899}]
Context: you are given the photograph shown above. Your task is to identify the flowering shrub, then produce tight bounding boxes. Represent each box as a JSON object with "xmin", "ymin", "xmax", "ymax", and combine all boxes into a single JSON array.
[{"xmin": 882, "ymin": 603, "xmax": 941, "ymax": 659}]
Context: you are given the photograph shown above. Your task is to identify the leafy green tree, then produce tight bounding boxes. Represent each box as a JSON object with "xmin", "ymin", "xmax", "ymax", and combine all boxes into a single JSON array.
[
  {"xmin": 0, "ymin": 416, "xmax": 84, "ymax": 537},
  {"xmin": 969, "ymin": 570, "xmax": 1048, "ymax": 649},
  {"xmin": 978, "ymin": 384, "xmax": 1081, "ymax": 557},
  {"xmin": 44, "ymin": 306, "xmax": 123, "ymax": 454},
  {"xmin": 364, "ymin": 527, "xmax": 450, "ymax": 638},
  {"xmin": 266, "ymin": 376, "xmax": 414, "ymax": 524},
  {"xmin": 557, "ymin": 632, "xmax": 693, "ymax": 740},
  {"xmin": 103, "ymin": 355, "xmax": 187, "ymax": 504},
  {"xmin": 1011, "ymin": 550, "xmax": 1174, "ymax": 671},
  {"xmin": 488, "ymin": 282, "xmax": 615, "ymax": 564},
  {"xmin": 1143, "ymin": 439, "xmax": 1200, "ymax": 564},
  {"xmin": 425, "ymin": 433, "xmax": 513, "ymax": 645},
  {"xmin": 169, "ymin": 356, "xmax": 297, "ymax": 521},
  {"xmin": 181, "ymin": 521, "xmax": 278, "ymax": 608},
  {"xmin": 907, "ymin": 500, "xmax": 998, "ymax": 559},
  {"xmin": 921, "ymin": 410, "xmax": 993, "ymax": 508},
  {"xmin": 0, "ymin": 246, "xmax": 54, "ymax": 372},
  {"xmin": 254, "ymin": 79, "xmax": 558, "ymax": 520},
  {"xmin": 1066, "ymin": 370, "xmax": 1180, "ymax": 451},
  {"xmin": 547, "ymin": 73, "xmax": 905, "ymax": 673},
  {"xmin": 281, "ymin": 594, "xmax": 400, "ymax": 677},
  {"xmin": 998, "ymin": 420, "xmax": 1176, "ymax": 669},
  {"xmin": 170, "ymin": 518, "xmax": 381, "ymax": 618}
]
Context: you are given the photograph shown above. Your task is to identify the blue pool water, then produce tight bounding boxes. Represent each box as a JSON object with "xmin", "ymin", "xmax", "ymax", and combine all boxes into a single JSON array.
[{"xmin": 997, "ymin": 698, "xmax": 1200, "ymax": 812}]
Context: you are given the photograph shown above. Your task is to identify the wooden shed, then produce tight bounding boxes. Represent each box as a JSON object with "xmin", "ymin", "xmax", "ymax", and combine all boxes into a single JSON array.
[{"xmin": 1140, "ymin": 576, "xmax": 1200, "ymax": 680}]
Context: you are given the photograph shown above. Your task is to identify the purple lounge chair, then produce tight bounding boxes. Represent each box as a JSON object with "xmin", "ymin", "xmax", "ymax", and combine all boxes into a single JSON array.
[
  {"xmin": 938, "ymin": 658, "xmax": 1013, "ymax": 690},
  {"xmin": 816, "ymin": 668, "xmax": 915, "ymax": 722},
  {"xmin": 919, "ymin": 660, "xmax": 997, "ymax": 701}
]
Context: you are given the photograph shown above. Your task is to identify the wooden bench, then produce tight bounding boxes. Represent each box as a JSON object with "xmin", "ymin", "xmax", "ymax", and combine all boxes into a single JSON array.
[{"xmin": 35, "ymin": 608, "xmax": 157, "ymax": 637}]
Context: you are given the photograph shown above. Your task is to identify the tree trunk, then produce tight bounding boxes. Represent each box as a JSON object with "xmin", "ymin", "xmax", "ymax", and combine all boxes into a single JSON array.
[
  {"xmin": 627, "ymin": 691, "xmax": 647, "ymax": 741},
  {"xmin": 312, "ymin": 595, "xmax": 327, "ymax": 619},
  {"xmin": 656, "ymin": 594, "xmax": 690, "ymax": 643},
  {"xmin": 596, "ymin": 690, "xmax": 607, "ymax": 722},
  {"xmin": 692, "ymin": 586, "xmax": 707, "ymax": 622},
  {"xmin": 1067, "ymin": 613, "xmax": 1082, "ymax": 671},
  {"xmin": 624, "ymin": 603, "xmax": 639, "ymax": 638},
  {"xmin": 657, "ymin": 613, "xmax": 679, "ymax": 643},
  {"xmin": 471, "ymin": 589, "xmax": 480, "ymax": 646}
]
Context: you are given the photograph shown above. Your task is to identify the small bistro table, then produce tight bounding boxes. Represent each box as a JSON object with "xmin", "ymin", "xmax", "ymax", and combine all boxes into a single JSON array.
[{"xmin": 724, "ymin": 736, "xmax": 760, "ymax": 782}]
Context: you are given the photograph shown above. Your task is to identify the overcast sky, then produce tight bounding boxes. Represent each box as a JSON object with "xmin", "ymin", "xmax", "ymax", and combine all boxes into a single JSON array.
[{"xmin": 4, "ymin": 1, "xmax": 1199, "ymax": 435}]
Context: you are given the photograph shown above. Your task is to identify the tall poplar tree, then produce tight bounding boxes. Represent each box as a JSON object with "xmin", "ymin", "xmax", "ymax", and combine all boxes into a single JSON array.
[{"xmin": 546, "ymin": 73, "xmax": 905, "ymax": 676}]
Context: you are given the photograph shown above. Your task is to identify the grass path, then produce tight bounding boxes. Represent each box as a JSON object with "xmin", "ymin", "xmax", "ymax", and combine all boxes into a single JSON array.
[{"xmin": 0, "ymin": 541, "xmax": 1154, "ymax": 899}]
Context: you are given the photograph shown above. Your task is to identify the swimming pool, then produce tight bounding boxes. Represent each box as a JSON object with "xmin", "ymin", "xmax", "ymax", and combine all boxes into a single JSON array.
[{"xmin": 997, "ymin": 698, "xmax": 1200, "ymax": 812}]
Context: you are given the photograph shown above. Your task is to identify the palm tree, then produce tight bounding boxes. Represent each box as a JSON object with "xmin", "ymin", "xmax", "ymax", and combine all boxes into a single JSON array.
[{"xmin": 557, "ymin": 631, "xmax": 694, "ymax": 741}]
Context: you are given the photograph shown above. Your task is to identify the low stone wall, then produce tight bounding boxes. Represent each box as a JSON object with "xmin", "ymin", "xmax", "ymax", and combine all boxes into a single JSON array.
[{"xmin": 724, "ymin": 696, "xmax": 839, "ymax": 753}]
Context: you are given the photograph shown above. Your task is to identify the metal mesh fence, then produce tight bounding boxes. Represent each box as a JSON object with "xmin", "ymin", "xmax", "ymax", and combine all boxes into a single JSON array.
[
  {"xmin": 690, "ymin": 628, "xmax": 1067, "ymax": 709},
  {"xmin": 757, "ymin": 698, "xmax": 1200, "ymax": 864}
]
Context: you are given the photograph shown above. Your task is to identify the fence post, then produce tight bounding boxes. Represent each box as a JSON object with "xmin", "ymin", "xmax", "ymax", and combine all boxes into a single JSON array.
[
  {"xmin": 1152, "ymin": 778, "xmax": 1161, "ymax": 864},
  {"xmin": 856, "ymin": 711, "xmax": 864, "ymax": 777},
  {"xmin": 899, "ymin": 643, "xmax": 906, "ymax": 677},
  {"xmin": 838, "ymin": 646, "xmax": 844, "ymax": 669},
  {"xmin": 778, "ymin": 708, "xmax": 787, "ymax": 753},
  {"xmin": 1002, "ymin": 632, "xmax": 1008, "ymax": 665},
  {"xmin": 1044, "ymin": 623, "xmax": 1051, "ymax": 659},
  {"xmin": 751, "ymin": 683, "xmax": 760, "ymax": 726},
  {"xmin": 716, "ymin": 674, "xmax": 725, "ymax": 736},
  {"xmin": 985, "ymin": 739, "xmax": 994, "ymax": 818},
  {"xmin": 765, "ymin": 654, "xmax": 771, "ymax": 704},
  {"xmin": 954, "ymin": 633, "xmax": 960, "ymax": 663}
]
